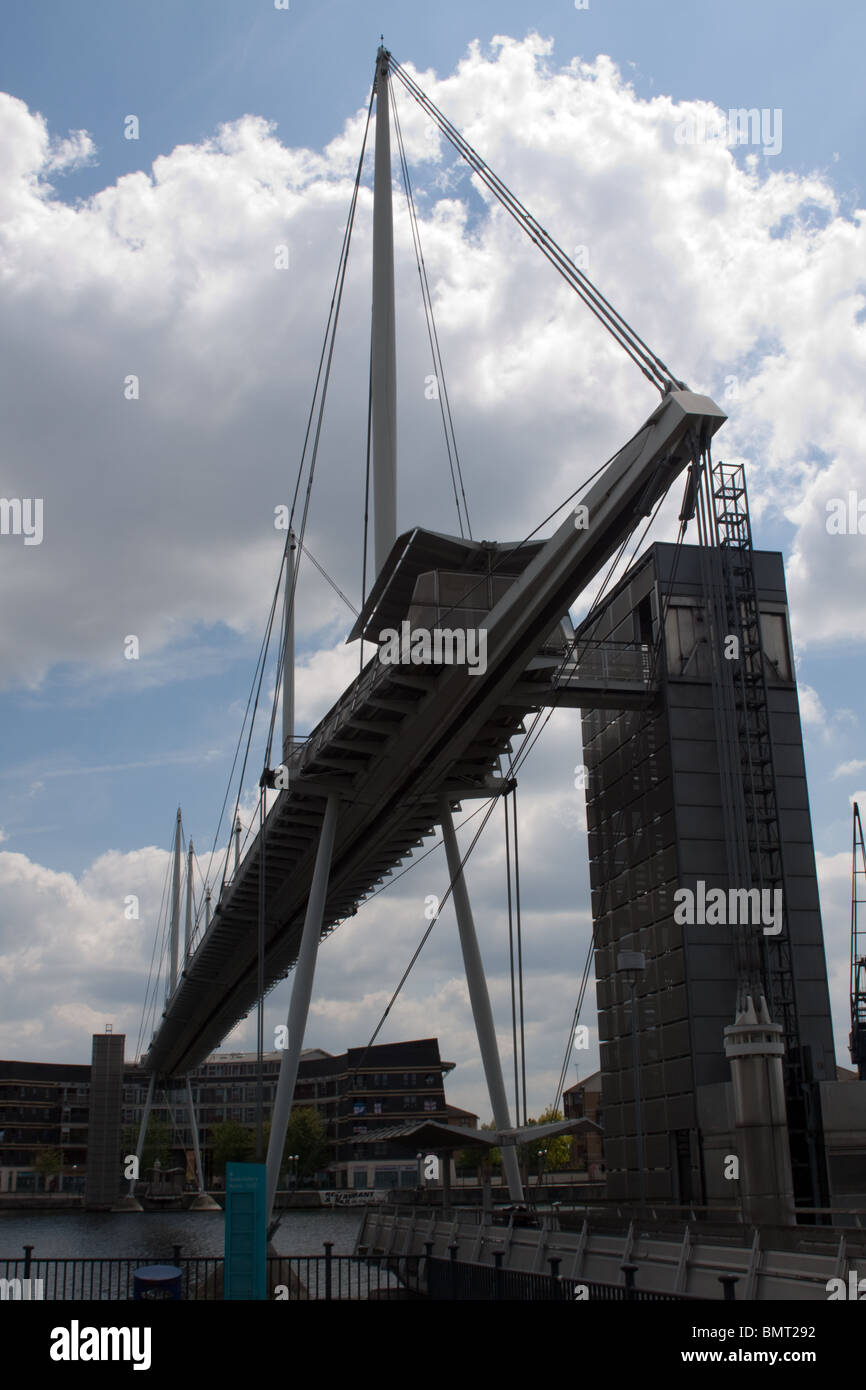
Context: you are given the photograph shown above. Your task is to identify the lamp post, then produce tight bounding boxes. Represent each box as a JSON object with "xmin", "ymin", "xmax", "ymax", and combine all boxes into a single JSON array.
[{"xmin": 617, "ymin": 950, "xmax": 646, "ymax": 1210}]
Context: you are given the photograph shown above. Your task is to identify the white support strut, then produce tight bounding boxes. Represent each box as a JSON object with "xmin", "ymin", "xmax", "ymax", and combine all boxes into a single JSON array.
[{"xmin": 439, "ymin": 796, "xmax": 524, "ymax": 1202}]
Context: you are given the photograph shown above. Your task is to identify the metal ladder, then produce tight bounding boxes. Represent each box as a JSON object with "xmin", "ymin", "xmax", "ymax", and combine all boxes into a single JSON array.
[{"xmin": 709, "ymin": 459, "xmax": 821, "ymax": 1208}]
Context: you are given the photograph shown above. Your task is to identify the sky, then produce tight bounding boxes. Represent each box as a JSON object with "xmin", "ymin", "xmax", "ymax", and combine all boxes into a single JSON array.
[{"xmin": 0, "ymin": 1, "xmax": 864, "ymax": 1122}]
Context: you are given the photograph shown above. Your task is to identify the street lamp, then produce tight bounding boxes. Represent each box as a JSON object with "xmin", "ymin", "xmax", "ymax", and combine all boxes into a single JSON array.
[{"xmin": 617, "ymin": 950, "xmax": 646, "ymax": 1210}]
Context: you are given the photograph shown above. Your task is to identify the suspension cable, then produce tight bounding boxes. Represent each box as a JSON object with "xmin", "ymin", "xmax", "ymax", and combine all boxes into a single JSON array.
[
  {"xmin": 389, "ymin": 55, "xmax": 685, "ymax": 397},
  {"xmin": 391, "ymin": 75, "xmax": 472, "ymax": 538},
  {"xmin": 196, "ymin": 69, "xmax": 378, "ymax": 911}
]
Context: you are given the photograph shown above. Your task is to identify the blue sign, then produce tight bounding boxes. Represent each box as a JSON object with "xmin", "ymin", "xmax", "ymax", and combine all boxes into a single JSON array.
[{"xmin": 224, "ymin": 1162, "xmax": 266, "ymax": 1300}]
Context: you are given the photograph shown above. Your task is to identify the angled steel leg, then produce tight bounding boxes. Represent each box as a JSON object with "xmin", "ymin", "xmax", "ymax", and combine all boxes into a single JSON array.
[
  {"xmin": 265, "ymin": 793, "xmax": 339, "ymax": 1218},
  {"xmin": 439, "ymin": 796, "xmax": 524, "ymax": 1202},
  {"xmin": 129, "ymin": 1072, "xmax": 156, "ymax": 1195},
  {"xmin": 185, "ymin": 1075, "xmax": 206, "ymax": 1194}
]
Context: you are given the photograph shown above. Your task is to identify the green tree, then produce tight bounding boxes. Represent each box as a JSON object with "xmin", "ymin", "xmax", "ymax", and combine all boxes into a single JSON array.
[
  {"xmin": 519, "ymin": 1107, "xmax": 572, "ymax": 1174},
  {"xmin": 35, "ymin": 1147, "xmax": 64, "ymax": 1191},
  {"xmin": 454, "ymin": 1120, "xmax": 501, "ymax": 1180},
  {"xmin": 121, "ymin": 1116, "xmax": 172, "ymax": 1174},
  {"xmin": 210, "ymin": 1120, "xmax": 255, "ymax": 1177},
  {"xmin": 265, "ymin": 1107, "xmax": 329, "ymax": 1184}
]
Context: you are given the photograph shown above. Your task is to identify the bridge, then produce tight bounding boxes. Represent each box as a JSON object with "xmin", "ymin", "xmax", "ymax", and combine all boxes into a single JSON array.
[{"xmin": 133, "ymin": 46, "xmax": 725, "ymax": 1219}]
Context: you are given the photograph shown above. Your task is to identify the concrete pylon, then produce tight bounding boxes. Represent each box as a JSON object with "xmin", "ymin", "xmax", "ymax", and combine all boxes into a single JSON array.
[{"xmin": 724, "ymin": 994, "xmax": 796, "ymax": 1226}]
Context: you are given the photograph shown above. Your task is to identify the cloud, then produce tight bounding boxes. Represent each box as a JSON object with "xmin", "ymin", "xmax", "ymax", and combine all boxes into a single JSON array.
[
  {"xmin": 0, "ymin": 39, "xmax": 863, "ymax": 696},
  {"xmin": 833, "ymin": 759, "xmax": 866, "ymax": 779},
  {"xmin": 798, "ymin": 684, "xmax": 827, "ymax": 725}
]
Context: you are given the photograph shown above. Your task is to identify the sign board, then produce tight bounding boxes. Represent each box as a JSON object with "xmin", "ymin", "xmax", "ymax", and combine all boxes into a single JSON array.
[{"xmin": 224, "ymin": 1162, "xmax": 266, "ymax": 1300}]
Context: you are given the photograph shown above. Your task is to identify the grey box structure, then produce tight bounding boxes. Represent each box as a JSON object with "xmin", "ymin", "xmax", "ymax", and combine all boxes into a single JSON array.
[
  {"xmin": 85, "ymin": 1031, "xmax": 125, "ymax": 1209},
  {"xmin": 581, "ymin": 542, "xmax": 836, "ymax": 1204}
]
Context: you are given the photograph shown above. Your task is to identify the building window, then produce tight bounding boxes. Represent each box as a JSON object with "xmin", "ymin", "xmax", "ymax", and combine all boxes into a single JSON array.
[
  {"xmin": 759, "ymin": 610, "xmax": 792, "ymax": 681},
  {"xmin": 664, "ymin": 603, "xmax": 709, "ymax": 678},
  {"xmin": 373, "ymin": 1169, "xmax": 399, "ymax": 1189},
  {"xmin": 423, "ymin": 1099, "xmax": 437, "ymax": 1112},
  {"xmin": 373, "ymin": 1102, "xmax": 383, "ymax": 1115},
  {"xmin": 353, "ymin": 1169, "xmax": 368, "ymax": 1189},
  {"xmin": 403, "ymin": 1096, "xmax": 417, "ymax": 1109}
]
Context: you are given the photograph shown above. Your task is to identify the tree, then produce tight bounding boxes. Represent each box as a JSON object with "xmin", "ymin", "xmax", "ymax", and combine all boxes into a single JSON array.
[
  {"xmin": 209, "ymin": 1120, "xmax": 255, "ymax": 1177},
  {"xmin": 519, "ymin": 1108, "xmax": 572, "ymax": 1174},
  {"xmin": 265, "ymin": 1107, "xmax": 329, "ymax": 1184},
  {"xmin": 454, "ymin": 1120, "xmax": 501, "ymax": 1180},
  {"xmin": 35, "ymin": 1147, "xmax": 64, "ymax": 1191}
]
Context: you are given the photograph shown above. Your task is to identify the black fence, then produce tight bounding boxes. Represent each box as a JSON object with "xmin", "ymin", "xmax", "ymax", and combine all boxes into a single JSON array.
[
  {"xmin": 0, "ymin": 1245, "xmax": 423, "ymax": 1302},
  {"xmin": 0, "ymin": 1244, "xmax": 697, "ymax": 1302},
  {"xmin": 270, "ymin": 1252, "xmax": 424, "ymax": 1300}
]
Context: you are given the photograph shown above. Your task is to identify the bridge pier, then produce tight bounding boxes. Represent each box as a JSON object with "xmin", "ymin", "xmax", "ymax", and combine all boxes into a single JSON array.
[{"xmin": 266, "ymin": 792, "xmax": 340, "ymax": 1218}]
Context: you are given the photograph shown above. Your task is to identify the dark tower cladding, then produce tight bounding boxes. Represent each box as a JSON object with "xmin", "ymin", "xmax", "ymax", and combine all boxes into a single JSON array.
[
  {"xmin": 85, "ymin": 1031, "xmax": 125, "ymax": 1210},
  {"xmin": 581, "ymin": 539, "xmax": 836, "ymax": 1209}
]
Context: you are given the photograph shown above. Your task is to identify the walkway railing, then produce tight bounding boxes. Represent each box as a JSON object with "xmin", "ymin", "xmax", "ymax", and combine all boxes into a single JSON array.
[{"xmin": 425, "ymin": 1250, "xmax": 696, "ymax": 1302}]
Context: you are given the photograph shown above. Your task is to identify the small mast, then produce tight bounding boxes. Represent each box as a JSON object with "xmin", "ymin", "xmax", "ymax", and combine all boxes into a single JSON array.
[{"xmin": 371, "ymin": 43, "xmax": 397, "ymax": 576}]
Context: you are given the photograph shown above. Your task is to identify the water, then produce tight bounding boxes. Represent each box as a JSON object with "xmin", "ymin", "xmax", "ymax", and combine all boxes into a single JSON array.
[{"xmin": 0, "ymin": 1207, "xmax": 365, "ymax": 1260}]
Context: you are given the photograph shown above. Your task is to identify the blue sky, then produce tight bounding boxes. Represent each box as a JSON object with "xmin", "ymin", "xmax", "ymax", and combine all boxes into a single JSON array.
[
  {"xmin": 0, "ymin": 2, "xmax": 864, "ymax": 1114},
  {"xmin": 4, "ymin": 0, "xmax": 865, "ymax": 208}
]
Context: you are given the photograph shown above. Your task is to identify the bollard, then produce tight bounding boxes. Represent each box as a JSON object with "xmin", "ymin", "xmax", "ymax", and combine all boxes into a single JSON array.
[
  {"xmin": 719, "ymin": 1274, "xmax": 739, "ymax": 1301},
  {"xmin": 324, "ymin": 1241, "xmax": 333, "ymax": 1302},
  {"xmin": 621, "ymin": 1262, "xmax": 638, "ymax": 1300},
  {"xmin": 133, "ymin": 1265, "xmax": 182, "ymax": 1300},
  {"xmin": 548, "ymin": 1255, "xmax": 561, "ymax": 1300},
  {"xmin": 493, "ymin": 1249, "xmax": 504, "ymax": 1302}
]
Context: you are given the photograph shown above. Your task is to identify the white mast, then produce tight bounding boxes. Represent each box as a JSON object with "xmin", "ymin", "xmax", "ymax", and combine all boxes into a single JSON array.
[
  {"xmin": 371, "ymin": 44, "xmax": 397, "ymax": 576},
  {"xmin": 282, "ymin": 531, "xmax": 297, "ymax": 766},
  {"xmin": 184, "ymin": 839, "xmax": 194, "ymax": 959},
  {"xmin": 167, "ymin": 808, "xmax": 182, "ymax": 999}
]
